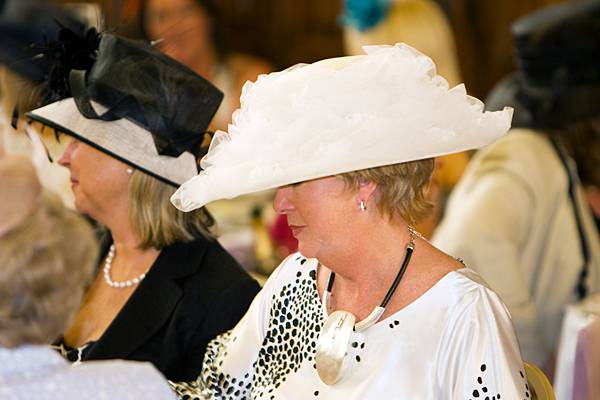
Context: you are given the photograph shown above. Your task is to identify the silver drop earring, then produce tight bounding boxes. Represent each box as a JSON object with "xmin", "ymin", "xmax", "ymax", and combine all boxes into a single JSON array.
[
  {"xmin": 359, "ymin": 200, "xmax": 366, "ymax": 212},
  {"xmin": 126, "ymin": 168, "xmax": 134, "ymax": 175}
]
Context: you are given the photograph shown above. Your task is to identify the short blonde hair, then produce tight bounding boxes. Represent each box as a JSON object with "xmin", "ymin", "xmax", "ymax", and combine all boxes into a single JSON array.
[
  {"xmin": 128, "ymin": 170, "xmax": 215, "ymax": 249},
  {"xmin": 340, "ymin": 158, "xmax": 435, "ymax": 225},
  {"xmin": 0, "ymin": 193, "xmax": 98, "ymax": 348}
]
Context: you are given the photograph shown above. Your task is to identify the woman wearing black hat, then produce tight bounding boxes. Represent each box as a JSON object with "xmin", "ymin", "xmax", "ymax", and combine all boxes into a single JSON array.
[
  {"xmin": 26, "ymin": 32, "xmax": 260, "ymax": 383},
  {"xmin": 0, "ymin": 0, "xmax": 94, "ymax": 208}
]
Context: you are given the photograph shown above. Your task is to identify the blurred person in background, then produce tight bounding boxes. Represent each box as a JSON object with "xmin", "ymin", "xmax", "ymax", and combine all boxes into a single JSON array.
[
  {"xmin": 0, "ymin": 150, "xmax": 176, "ymax": 399},
  {"xmin": 141, "ymin": 0, "xmax": 271, "ymax": 132},
  {"xmin": 26, "ymin": 31, "xmax": 260, "ymax": 383},
  {"xmin": 341, "ymin": 0, "xmax": 468, "ymax": 238},
  {"xmin": 168, "ymin": 44, "xmax": 530, "ymax": 399},
  {"xmin": 0, "ymin": 0, "xmax": 97, "ymax": 208},
  {"xmin": 342, "ymin": 0, "xmax": 461, "ymax": 85},
  {"xmin": 433, "ymin": 0, "xmax": 600, "ymax": 373},
  {"xmin": 142, "ymin": 0, "xmax": 277, "ymax": 276}
]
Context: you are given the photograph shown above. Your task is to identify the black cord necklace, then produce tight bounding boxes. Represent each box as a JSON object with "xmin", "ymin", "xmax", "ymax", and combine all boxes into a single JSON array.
[{"xmin": 315, "ymin": 225, "xmax": 417, "ymax": 384}]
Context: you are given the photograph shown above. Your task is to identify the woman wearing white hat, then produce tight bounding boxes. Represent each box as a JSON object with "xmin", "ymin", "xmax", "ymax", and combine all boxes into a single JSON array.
[
  {"xmin": 170, "ymin": 44, "xmax": 529, "ymax": 398},
  {"xmin": 26, "ymin": 32, "xmax": 260, "ymax": 383}
]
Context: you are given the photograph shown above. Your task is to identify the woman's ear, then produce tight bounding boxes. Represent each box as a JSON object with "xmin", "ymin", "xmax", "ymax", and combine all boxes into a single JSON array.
[{"xmin": 357, "ymin": 179, "xmax": 378, "ymax": 207}]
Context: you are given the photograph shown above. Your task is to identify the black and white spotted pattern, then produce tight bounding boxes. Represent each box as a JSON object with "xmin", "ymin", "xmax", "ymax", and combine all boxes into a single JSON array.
[
  {"xmin": 171, "ymin": 257, "xmax": 532, "ymax": 400},
  {"xmin": 467, "ymin": 363, "xmax": 532, "ymax": 400},
  {"xmin": 172, "ymin": 256, "xmax": 324, "ymax": 399}
]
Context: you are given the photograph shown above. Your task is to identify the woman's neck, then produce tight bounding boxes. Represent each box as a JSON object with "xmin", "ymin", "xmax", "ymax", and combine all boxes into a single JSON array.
[
  {"xmin": 325, "ymin": 219, "xmax": 412, "ymax": 279},
  {"xmin": 102, "ymin": 213, "xmax": 160, "ymax": 277},
  {"xmin": 96, "ymin": 206, "xmax": 143, "ymax": 256},
  {"xmin": 318, "ymin": 220, "xmax": 416, "ymax": 319},
  {"xmin": 110, "ymin": 227, "xmax": 144, "ymax": 257}
]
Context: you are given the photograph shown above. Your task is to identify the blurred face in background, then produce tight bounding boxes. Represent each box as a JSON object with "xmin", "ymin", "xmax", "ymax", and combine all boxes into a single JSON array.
[{"xmin": 144, "ymin": 0, "xmax": 214, "ymax": 68}]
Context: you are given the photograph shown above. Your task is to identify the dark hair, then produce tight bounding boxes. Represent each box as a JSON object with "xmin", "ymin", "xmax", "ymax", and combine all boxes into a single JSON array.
[
  {"xmin": 139, "ymin": 0, "xmax": 226, "ymax": 58},
  {"xmin": 549, "ymin": 117, "xmax": 600, "ymax": 188}
]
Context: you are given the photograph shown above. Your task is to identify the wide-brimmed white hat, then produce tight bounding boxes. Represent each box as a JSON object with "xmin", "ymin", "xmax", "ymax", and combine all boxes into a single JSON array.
[
  {"xmin": 171, "ymin": 43, "xmax": 513, "ymax": 211},
  {"xmin": 28, "ymin": 98, "xmax": 198, "ymax": 186}
]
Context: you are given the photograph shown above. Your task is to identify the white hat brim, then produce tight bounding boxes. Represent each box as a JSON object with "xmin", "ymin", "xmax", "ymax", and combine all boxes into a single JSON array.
[{"xmin": 28, "ymin": 98, "xmax": 198, "ymax": 186}]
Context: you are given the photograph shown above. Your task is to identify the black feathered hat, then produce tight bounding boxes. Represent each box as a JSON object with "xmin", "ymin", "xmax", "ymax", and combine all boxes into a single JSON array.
[
  {"xmin": 486, "ymin": 0, "xmax": 600, "ymax": 129},
  {"xmin": 27, "ymin": 32, "xmax": 224, "ymax": 187},
  {"xmin": 0, "ymin": 0, "xmax": 87, "ymax": 83}
]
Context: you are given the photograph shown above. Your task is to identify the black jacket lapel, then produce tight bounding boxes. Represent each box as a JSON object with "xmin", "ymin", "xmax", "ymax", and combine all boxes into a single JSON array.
[{"xmin": 85, "ymin": 239, "xmax": 209, "ymax": 360}]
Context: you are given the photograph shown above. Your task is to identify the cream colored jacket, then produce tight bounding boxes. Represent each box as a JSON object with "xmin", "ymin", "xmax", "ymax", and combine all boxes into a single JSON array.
[{"xmin": 433, "ymin": 129, "xmax": 600, "ymax": 366}]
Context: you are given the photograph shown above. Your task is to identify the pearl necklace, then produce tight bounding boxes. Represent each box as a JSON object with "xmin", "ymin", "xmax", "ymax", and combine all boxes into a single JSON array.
[{"xmin": 103, "ymin": 244, "xmax": 148, "ymax": 288}]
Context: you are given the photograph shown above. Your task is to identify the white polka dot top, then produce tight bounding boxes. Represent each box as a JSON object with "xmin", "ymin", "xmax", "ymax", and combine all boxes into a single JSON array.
[{"xmin": 172, "ymin": 253, "xmax": 530, "ymax": 399}]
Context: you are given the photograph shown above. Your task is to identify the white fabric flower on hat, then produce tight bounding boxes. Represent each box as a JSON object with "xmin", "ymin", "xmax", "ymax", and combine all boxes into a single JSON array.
[{"xmin": 171, "ymin": 43, "xmax": 513, "ymax": 211}]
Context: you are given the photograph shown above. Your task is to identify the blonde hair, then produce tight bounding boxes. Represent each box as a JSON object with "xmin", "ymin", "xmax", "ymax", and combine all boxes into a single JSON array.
[
  {"xmin": 128, "ymin": 170, "xmax": 215, "ymax": 249},
  {"xmin": 0, "ymin": 192, "xmax": 98, "ymax": 348},
  {"xmin": 340, "ymin": 158, "xmax": 435, "ymax": 225}
]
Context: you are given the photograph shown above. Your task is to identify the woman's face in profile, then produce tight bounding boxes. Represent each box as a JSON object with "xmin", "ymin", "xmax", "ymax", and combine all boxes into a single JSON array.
[
  {"xmin": 58, "ymin": 138, "xmax": 130, "ymax": 219},
  {"xmin": 144, "ymin": 0, "xmax": 213, "ymax": 67},
  {"xmin": 273, "ymin": 176, "xmax": 357, "ymax": 260}
]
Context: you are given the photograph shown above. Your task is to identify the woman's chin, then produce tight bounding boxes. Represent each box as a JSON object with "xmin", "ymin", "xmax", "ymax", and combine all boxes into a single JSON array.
[
  {"xmin": 296, "ymin": 242, "xmax": 319, "ymax": 260},
  {"xmin": 72, "ymin": 198, "xmax": 91, "ymax": 218}
]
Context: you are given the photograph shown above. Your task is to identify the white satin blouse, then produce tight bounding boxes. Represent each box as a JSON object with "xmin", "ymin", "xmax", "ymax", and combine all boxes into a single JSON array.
[{"xmin": 173, "ymin": 253, "xmax": 530, "ymax": 399}]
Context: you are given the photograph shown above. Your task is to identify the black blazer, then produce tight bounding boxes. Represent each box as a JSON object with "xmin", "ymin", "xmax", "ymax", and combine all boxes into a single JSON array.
[{"xmin": 82, "ymin": 236, "xmax": 261, "ymax": 382}]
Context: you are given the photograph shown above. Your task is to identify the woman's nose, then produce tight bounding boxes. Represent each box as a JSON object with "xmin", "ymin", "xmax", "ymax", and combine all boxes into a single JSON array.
[
  {"xmin": 273, "ymin": 187, "xmax": 294, "ymax": 214},
  {"xmin": 57, "ymin": 140, "xmax": 76, "ymax": 167}
]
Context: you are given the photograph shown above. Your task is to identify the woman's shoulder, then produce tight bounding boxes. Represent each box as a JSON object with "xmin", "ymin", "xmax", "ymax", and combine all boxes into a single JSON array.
[
  {"xmin": 165, "ymin": 237, "xmax": 260, "ymax": 295},
  {"xmin": 411, "ymin": 262, "xmax": 500, "ymax": 307},
  {"xmin": 446, "ymin": 266, "xmax": 489, "ymax": 287},
  {"xmin": 439, "ymin": 267, "xmax": 512, "ymax": 317},
  {"xmin": 173, "ymin": 237, "xmax": 246, "ymax": 272},
  {"xmin": 163, "ymin": 238, "xmax": 261, "ymax": 336},
  {"xmin": 441, "ymin": 267, "xmax": 495, "ymax": 295}
]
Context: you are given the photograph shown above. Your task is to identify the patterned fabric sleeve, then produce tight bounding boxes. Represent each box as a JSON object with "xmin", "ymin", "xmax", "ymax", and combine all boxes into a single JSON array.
[
  {"xmin": 169, "ymin": 256, "xmax": 296, "ymax": 400},
  {"xmin": 434, "ymin": 281, "xmax": 531, "ymax": 400}
]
